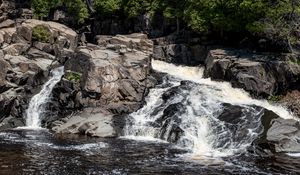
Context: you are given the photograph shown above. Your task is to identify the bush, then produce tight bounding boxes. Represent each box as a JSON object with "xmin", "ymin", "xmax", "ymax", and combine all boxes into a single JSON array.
[
  {"xmin": 32, "ymin": 25, "xmax": 52, "ymax": 43},
  {"xmin": 65, "ymin": 71, "xmax": 82, "ymax": 83}
]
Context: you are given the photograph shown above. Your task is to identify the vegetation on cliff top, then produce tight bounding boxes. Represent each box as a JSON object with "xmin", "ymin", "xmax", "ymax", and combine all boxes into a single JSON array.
[
  {"xmin": 32, "ymin": 25, "xmax": 51, "ymax": 42},
  {"xmin": 31, "ymin": 0, "xmax": 300, "ymax": 50}
]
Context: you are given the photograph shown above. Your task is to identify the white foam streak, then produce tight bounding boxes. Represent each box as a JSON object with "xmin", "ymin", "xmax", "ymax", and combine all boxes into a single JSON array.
[
  {"xmin": 152, "ymin": 60, "xmax": 294, "ymax": 120},
  {"xmin": 125, "ymin": 60, "xmax": 296, "ymax": 157}
]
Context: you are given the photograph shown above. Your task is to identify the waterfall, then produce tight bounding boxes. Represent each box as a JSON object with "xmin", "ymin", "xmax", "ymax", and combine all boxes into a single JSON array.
[
  {"xmin": 25, "ymin": 66, "xmax": 64, "ymax": 128},
  {"xmin": 124, "ymin": 60, "xmax": 295, "ymax": 157}
]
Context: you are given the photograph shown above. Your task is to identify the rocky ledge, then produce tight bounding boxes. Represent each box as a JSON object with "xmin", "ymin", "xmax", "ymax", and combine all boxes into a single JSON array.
[
  {"xmin": 0, "ymin": 18, "xmax": 156, "ymax": 135},
  {"xmin": 48, "ymin": 34, "xmax": 156, "ymax": 137},
  {"xmin": 204, "ymin": 49, "xmax": 300, "ymax": 98},
  {"xmin": 0, "ymin": 19, "xmax": 77, "ymax": 129}
]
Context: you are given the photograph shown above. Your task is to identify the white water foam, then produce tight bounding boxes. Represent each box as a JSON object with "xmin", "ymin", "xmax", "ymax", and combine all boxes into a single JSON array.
[
  {"xmin": 151, "ymin": 60, "xmax": 294, "ymax": 120},
  {"xmin": 124, "ymin": 60, "xmax": 296, "ymax": 157},
  {"xmin": 25, "ymin": 66, "xmax": 64, "ymax": 128}
]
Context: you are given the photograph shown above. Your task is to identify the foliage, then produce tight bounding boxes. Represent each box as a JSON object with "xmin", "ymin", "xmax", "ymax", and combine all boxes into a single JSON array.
[
  {"xmin": 94, "ymin": 0, "xmax": 122, "ymax": 15},
  {"xmin": 123, "ymin": 0, "xmax": 161, "ymax": 17},
  {"xmin": 64, "ymin": 0, "xmax": 89, "ymax": 24},
  {"xmin": 268, "ymin": 95, "xmax": 283, "ymax": 102},
  {"xmin": 65, "ymin": 71, "xmax": 82, "ymax": 83},
  {"xmin": 30, "ymin": 0, "xmax": 300, "ymax": 46},
  {"xmin": 31, "ymin": 0, "xmax": 51, "ymax": 18},
  {"xmin": 32, "ymin": 25, "xmax": 52, "ymax": 42},
  {"xmin": 31, "ymin": 0, "xmax": 89, "ymax": 24}
]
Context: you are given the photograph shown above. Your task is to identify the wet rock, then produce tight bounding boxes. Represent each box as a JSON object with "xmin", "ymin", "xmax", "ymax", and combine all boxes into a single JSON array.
[
  {"xmin": 52, "ymin": 108, "xmax": 116, "ymax": 137},
  {"xmin": 266, "ymin": 118, "xmax": 300, "ymax": 153},
  {"xmin": 0, "ymin": 116, "xmax": 24, "ymax": 129},
  {"xmin": 204, "ymin": 49, "xmax": 300, "ymax": 97},
  {"xmin": 159, "ymin": 103, "xmax": 185, "ymax": 143}
]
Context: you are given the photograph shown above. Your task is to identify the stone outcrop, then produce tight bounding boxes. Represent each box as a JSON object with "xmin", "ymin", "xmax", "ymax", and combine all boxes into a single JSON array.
[
  {"xmin": 58, "ymin": 40, "xmax": 155, "ymax": 114},
  {"xmin": 52, "ymin": 108, "xmax": 117, "ymax": 137},
  {"xmin": 0, "ymin": 19, "xmax": 78, "ymax": 129},
  {"xmin": 266, "ymin": 118, "xmax": 300, "ymax": 153},
  {"xmin": 0, "ymin": 0, "xmax": 32, "ymax": 23},
  {"xmin": 204, "ymin": 49, "xmax": 300, "ymax": 97},
  {"xmin": 152, "ymin": 33, "xmax": 208, "ymax": 66},
  {"xmin": 279, "ymin": 91, "xmax": 300, "ymax": 117},
  {"xmin": 48, "ymin": 34, "xmax": 156, "ymax": 135}
]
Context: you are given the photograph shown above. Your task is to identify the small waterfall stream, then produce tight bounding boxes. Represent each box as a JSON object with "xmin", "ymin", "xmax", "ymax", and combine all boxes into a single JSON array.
[
  {"xmin": 26, "ymin": 67, "xmax": 64, "ymax": 128},
  {"xmin": 124, "ymin": 60, "xmax": 295, "ymax": 157}
]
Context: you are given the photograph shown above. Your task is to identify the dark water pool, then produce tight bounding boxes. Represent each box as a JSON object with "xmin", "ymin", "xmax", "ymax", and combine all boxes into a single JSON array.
[{"xmin": 0, "ymin": 129, "xmax": 299, "ymax": 175}]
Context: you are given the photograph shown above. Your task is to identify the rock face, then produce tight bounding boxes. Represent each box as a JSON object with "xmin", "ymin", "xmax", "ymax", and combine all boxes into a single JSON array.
[
  {"xmin": 0, "ymin": 19, "xmax": 78, "ymax": 129},
  {"xmin": 49, "ymin": 34, "xmax": 156, "ymax": 136},
  {"xmin": 279, "ymin": 91, "xmax": 300, "ymax": 118},
  {"xmin": 152, "ymin": 33, "xmax": 208, "ymax": 66},
  {"xmin": 0, "ymin": 1, "xmax": 31, "ymax": 21},
  {"xmin": 204, "ymin": 49, "xmax": 300, "ymax": 97},
  {"xmin": 266, "ymin": 118, "xmax": 300, "ymax": 153},
  {"xmin": 60, "ymin": 38, "xmax": 155, "ymax": 114}
]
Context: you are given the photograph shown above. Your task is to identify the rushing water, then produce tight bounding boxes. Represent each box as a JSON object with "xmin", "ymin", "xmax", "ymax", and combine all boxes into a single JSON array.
[
  {"xmin": 25, "ymin": 67, "xmax": 64, "ymax": 128},
  {"xmin": 0, "ymin": 129, "xmax": 299, "ymax": 175},
  {"xmin": 0, "ymin": 61, "xmax": 299, "ymax": 174},
  {"xmin": 124, "ymin": 60, "xmax": 296, "ymax": 158}
]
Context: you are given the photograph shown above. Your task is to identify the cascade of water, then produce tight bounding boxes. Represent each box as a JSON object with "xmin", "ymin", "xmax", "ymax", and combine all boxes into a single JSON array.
[
  {"xmin": 26, "ymin": 66, "xmax": 64, "ymax": 128},
  {"xmin": 124, "ymin": 60, "xmax": 295, "ymax": 157}
]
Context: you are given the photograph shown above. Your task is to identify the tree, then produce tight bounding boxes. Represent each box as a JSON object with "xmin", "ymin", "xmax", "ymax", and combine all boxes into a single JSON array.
[
  {"xmin": 31, "ymin": 0, "xmax": 50, "ymax": 19},
  {"xmin": 64, "ymin": 0, "xmax": 89, "ymax": 24},
  {"xmin": 94, "ymin": 0, "xmax": 122, "ymax": 15},
  {"xmin": 184, "ymin": 0, "xmax": 266, "ymax": 37}
]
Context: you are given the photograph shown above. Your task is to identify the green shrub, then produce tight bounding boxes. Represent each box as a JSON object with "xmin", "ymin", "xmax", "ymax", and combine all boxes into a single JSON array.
[
  {"xmin": 65, "ymin": 71, "xmax": 82, "ymax": 83},
  {"xmin": 32, "ymin": 25, "xmax": 52, "ymax": 43},
  {"xmin": 268, "ymin": 95, "xmax": 282, "ymax": 102}
]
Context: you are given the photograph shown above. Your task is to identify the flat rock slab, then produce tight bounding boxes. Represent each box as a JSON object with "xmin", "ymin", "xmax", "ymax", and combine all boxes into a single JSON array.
[{"xmin": 52, "ymin": 108, "xmax": 116, "ymax": 137}]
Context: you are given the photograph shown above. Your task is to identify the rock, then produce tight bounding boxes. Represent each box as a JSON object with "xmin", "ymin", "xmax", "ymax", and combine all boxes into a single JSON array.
[
  {"xmin": 0, "ymin": 57, "xmax": 10, "ymax": 90},
  {"xmin": 27, "ymin": 47, "xmax": 55, "ymax": 60},
  {"xmin": 18, "ymin": 19, "xmax": 77, "ymax": 50},
  {"xmin": 52, "ymin": 108, "xmax": 116, "ymax": 137},
  {"xmin": 0, "ymin": 19, "xmax": 15, "ymax": 29},
  {"xmin": 266, "ymin": 118, "xmax": 300, "ymax": 153},
  {"xmin": 61, "ymin": 43, "xmax": 155, "ymax": 115},
  {"xmin": 280, "ymin": 91, "xmax": 300, "ymax": 118},
  {"xmin": 33, "ymin": 41, "xmax": 54, "ymax": 54},
  {"xmin": 0, "ymin": 116, "xmax": 24, "ymax": 130},
  {"xmin": 153, "ymin": 43, "xmax": 207, "ymax": 66},
  {"xmin": 2, "ymin": 43, "xmax": 30, "ymax": 55},
  {"xmin": 204, "ymin": 49, "xmax": 300, "ymax": 97},
  {"xmin": 96, "ymin": 33, "xmax": 153, "ymax": 53}
]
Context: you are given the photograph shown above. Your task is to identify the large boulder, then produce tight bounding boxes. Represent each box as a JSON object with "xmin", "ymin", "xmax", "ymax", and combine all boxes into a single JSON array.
[
  {"xmin": 96, "ymin": 33, "xmax": 153, "ymax": 54},
  {"xmin": 259, "ymin": 117, "xmax": 300, "ymax": 153},
  {"xmin": 152, "ymin": 44, "xmax": 207, "ymax": 66},
  {"xmin": 60, "ymin": 43, "xmax": 156, "ymax": 115},
  {"xmin": 0, "ymin": 19, "xmax": 77, "ymax": 130},
  {"xmin": 204, "ymin": 49, "xmax": 300, "ymax": 97},
  {"xmin": 51, "ymin": 108, "xmax": 116, "ymax": 137},
  {"xmin": 17, "ymin": 19, "xmax": 78, "ymax": 50}
]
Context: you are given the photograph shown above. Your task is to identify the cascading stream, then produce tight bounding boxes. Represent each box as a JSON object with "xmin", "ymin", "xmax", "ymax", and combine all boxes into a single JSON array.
[
  {"xmin": 124, "ymin": 60, "xmax": 295, "ymax": 157},
  {"xmin": 26, "ymin": 66, "xmax": 64, "ymax": 128}
]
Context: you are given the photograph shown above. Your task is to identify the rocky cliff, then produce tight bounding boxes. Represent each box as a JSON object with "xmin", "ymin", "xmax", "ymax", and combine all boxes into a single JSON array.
[{"xmin": 0, "ymin": 16, "xmax": 156, "ymax": 136}]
